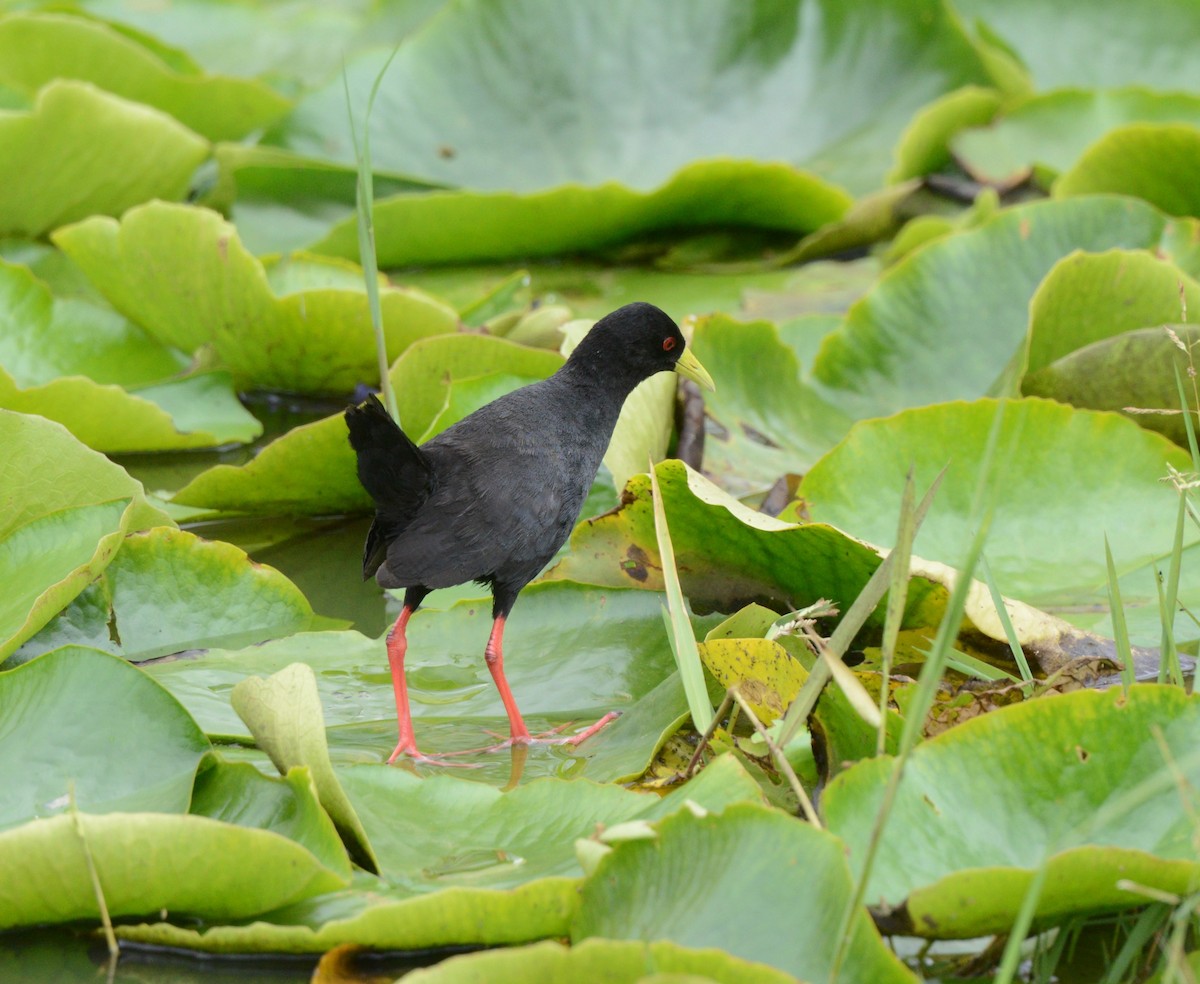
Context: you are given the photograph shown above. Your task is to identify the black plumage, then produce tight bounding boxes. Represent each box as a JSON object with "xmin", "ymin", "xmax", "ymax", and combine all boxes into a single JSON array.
[{"xmin": 345, "ymin": 301, "xmax": 714, "ymax": 762}]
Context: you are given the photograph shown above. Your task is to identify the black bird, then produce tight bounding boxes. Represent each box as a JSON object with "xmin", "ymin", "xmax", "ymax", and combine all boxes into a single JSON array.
[{"xmin": 345, "ymin": 301, "xmax": 715, "ymax": 763}]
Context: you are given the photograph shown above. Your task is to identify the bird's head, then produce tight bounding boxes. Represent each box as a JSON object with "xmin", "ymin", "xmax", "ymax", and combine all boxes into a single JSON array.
[{"xmin": 576, "ymin": 301, "xmax": 715, "ymax": 391}]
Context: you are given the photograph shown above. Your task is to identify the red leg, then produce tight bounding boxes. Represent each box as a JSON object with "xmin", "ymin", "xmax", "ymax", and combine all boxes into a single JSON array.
[
  {"xmin": 385, "ymin": 604, "xmax": 421, "ymax": 763},
  {"xmin": 484, "ymin": 616, "xmax": 532, "ymax": 743}
]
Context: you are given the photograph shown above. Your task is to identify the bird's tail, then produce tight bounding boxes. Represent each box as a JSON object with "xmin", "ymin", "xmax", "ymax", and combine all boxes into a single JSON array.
[{"xmin": 344, "ymin": 394, "xmax": 435, "ymax": 577}]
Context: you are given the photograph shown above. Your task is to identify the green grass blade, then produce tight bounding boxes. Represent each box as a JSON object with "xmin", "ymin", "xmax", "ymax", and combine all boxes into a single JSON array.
[
  {"xmin": 650, "ymin": 462, "xmax": 713, "ymax": 732},
  {"xmin": 777, "ymin": 464, "xmax": 946, "ymax": 747},
  {"xmin": 1158, "ymin": 492, "xmax": 1186, "ymax": 687},
  {"xmin": 981, "ymin": 553, "xmax": 1033, "ymax": 687},
  {"xmin": 343, "ymin": 50, "xmax": 402, "ymax": 423},
  {"xmin": 1105, "ymin": 535, "xmax": 1136, "ymax": 693},
  {"xmin": 878, "ymin": 468, "xmax": 917, "ymax": 756},
  {"xmin": 1173, "ymin": 360, "xmax": 1200, "ymax": 473}
]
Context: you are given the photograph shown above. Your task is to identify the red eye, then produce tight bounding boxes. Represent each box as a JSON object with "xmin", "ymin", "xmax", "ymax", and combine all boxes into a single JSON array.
[{"xmin": 662, "ymin": 337, "xmax": 677, "ymax": 352}]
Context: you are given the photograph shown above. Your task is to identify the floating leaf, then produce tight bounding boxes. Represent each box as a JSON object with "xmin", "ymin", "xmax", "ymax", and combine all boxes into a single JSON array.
[
  {"xmin": 114, "ymin": 756, "xmax": 761, "ymax": 953},
  {"xmin": 1057, "ymin": 122, "xmax": 1200, "ymax": 218},
  {"xmin": 0, "ymin": 12, "xmax": 290, "ymax": 141},
  {"xmin": 54, "ymin": 202, "xmax": 459, "ymax": 395},
  {"xmin": 0, "ymin": 775, "xmax": 349, "ymax": 932},
  {"xmin": 0, "ymin": 411, "xmax": 171, "ymax": 659},
  {"xmin": 811, "ymin": 195, "xmax": 1200, "ymax": 420},
  {"xmin": 276, "ymin": 0, "xmax": 993, "ymax": 197},
  {"xmin": 573, "ymin": 802, "xmax": 916, "ymax": 984},
  {"xmin": 0, "ymin": 646, "xmax": 208, "ymax": 831},
  {"xmin": 824, "ymin": 685, "xmax": 1200, "ymax": 937},
  {"xmin": 144, "ymin": 582, "xmax": 721, "ymax": 783},
  {"xmin": 953, "ymin": 89, "xmax": 1200, "ymax": 187},
  {"xmin": 698, "ymin": 637, "xmax": 806, "ymax": 726},
  {"xmin": 231, "ymin": 663, "xmax": 378, "ymax": 873},
  {"xmin": 951, "ymin": 0, "xmax": 1200, "ymax": 90},
  {"xmin": 18, "ymin": 527, "xmax": 325, "ymax": 663},
  {"xmin": 798, "ymin": 398, "xmax": 1193, "ymax": 606},
  {"xmin": 690, "ymin": 313, "xmax": 852, "ymax": 496},
  {"xmin": 171, "ymin": 333, "xmax": 563, "ymax": 515},
  {"xmin": 311, "ymin": 161, "xmax": 850, "ymax": 268},
  {"xmin": 0, "ymin": 79, "xmax": 207, "ymax": 237},
  {"xmin": 402, "ymin": 938, "xmax": 794, "ymax": 984}
]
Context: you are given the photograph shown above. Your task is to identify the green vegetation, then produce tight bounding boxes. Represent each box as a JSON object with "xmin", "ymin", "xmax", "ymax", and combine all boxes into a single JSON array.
[{"xmin": 3, "ymin": 1, "xmax": 1200, "ymax": 981}]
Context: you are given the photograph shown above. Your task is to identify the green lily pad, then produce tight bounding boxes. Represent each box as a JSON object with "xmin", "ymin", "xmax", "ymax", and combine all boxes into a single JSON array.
[
  {"xmin": 0, "ymin": 258, "xmax": 259, "ymax": 451},
  {"xmin": 0, "ymin": 773, "xmax": 350, "ymax": 932},
  {"xmin": 276, "ymin": 0, "xmax": 993, "ymax": 198},
  {"xmin": 17, "ymin": 527, "xmax": 325, "ymax": 663},
  {"xmin": 0, "ymin": 260, "xmax": 185, "ymax": 387},
  {"xmin": 951, "ymin": 0, "xmax": 1200, "ymax": 91},
  {"xmin": 823, "ymin": 685, "xmax": 1200, "ymax": 937},
  {"xmin": 888, "ymin": 84, "xmax": 1003, "ymax": 183},
  {"xmin": 690, "ymin": 313, "xmax": 852, "ymax": 497},
  {"xmin": 114, "ymin": 756, "xmax": 761, "ymax": 954},
  {"xmin": 0, "ymin": 646, "xmax": 209, "ymax": 832},
  {"xmin": 339, "ymin": 754, "xmax": 761, "ymax": 888},
  {"xmin": 0, "ymin": 12, "xmax": 291, "ymax": 141},
  {"xmin": 171, "ymin": 332, "xmax": 563, "ymax": 514},
  {"xmin": 573, "ymin": 802, "xmax": 916, "ymax": 984},
  {"xmin": 310, "ymin": 161, "xmax": 851, "ymax": 268},
  {"xmin": 953, "ymin": 89, "xmax": 1200, "ymax": 187},
  {"xmin": 0, "ymin": 411, "xmax": 171, "ymax": 659},
  {"xmin": 188, "ymin": 759, "xmax": 351, "ymax": 883},
  {"xmin": 402, "ymin": 938, "xmax": 794, "ymax": 984},
  {"xmin": 143, "ymin": 582, "xmax": 721, "ymax": 783},
  {"xmin": 811, "ymin": 195, "xmax": 1200, "ymax": 420},
  {"xmin": 1025, "ymin": 325, "xmax": 1199, "ymax": 446},
  {"xmin": 1024, "ymin": 249, "xmax": 1200, "ymax": 376},
  {"xmin": 82, "ymin": 0, "xmax": 439, "ymax": 86},
  {"xmin": 0, "ymin": 79, "xmax": 207, "ymax": 238},
  {"xmin": 1057, "ymin": 123, "xmax": 1200, "ymax": 218},
  {"xmin": 798, "ymin": 398, "xmax": 1193, "ymax": 607},
  {"xmin": 231, "ymin": 662, "xmax": 378, "ymax": 873},
  {"xmin": 550, "ymin": 459, "xmax": 943, "ymax": 625},
  {"xmin": 53, "ymin": 202, "xmax": 459, "ymax": 395}
]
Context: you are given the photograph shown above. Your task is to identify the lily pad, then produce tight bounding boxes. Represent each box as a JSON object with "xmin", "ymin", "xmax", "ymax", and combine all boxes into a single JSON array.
[
  {"xmin": 0, "ymin": 12, "xmax": 291, "ymax": 141},
  {"xmin": 0, "ymin": 79, "xmax": 207, "ymax": 238},
  {"xmin": 1024, "ymin": 325, "xmax": 1199, "ymax": 447},
  {"xmin": 114, "ymin": 756, "xmax": 761, "ymax": 954},
  {"xmin": 53, "ymin": 202, "xmax": 460, "ymax": 395},
  {"xmin": 690, "ymin": 313, "xmax": 853, "ymax": 497},
  {"xmin": 798, "ymin": 398, "xmax": 1192, "ymax": 606},
  {"xmin": 951, "ymin": 0, "xmax": 1200, "ymax": 91},
  {"xmin": 310, "ymin": 161, "xmax": 851, "ymax": 268},
  {"xmin": 0, "ymin": 411, "xmax": 171, "ymax": 659},
  {"xmin": 811, "ymin": 195, "xmax": 1200, "ymax": 420},
  {"xmin": 823, "ymin": 685, "xmax": 1200, "ymax": 937},
  {"xmin": 0, "ymin": 775, "xmax": 349, "ymax": 932},
  {"xmin": 952, "ymin": 88, "xmax": 1200, "ymax": 187},
  {"xmin": 276, "ymin": 0, "xmax": 994, "ymax": 197},
  {"xmin": 143, "ymin": 582, "xmax": 721, "ymax": 781},
  {"xmin": 1057, "ymin": 123, "xmax": 1200, "ymax": 218},
  {"xmin": 0, "ymin": 646, "xmax": 209, "ymax": 832},
  {"xmin": 402, "ymin": 938, "xmax": 795, "ymax": 984},
  {"xmin": 888, "ymin": 84, "xmax": 1003, "ymax": 183},
  {"xmin": 17, "ymin": 527, "xmax": 326, "ymax": 663},
  {"xmin": 1024, "ymin": 249, "xmax": 1200, "ymax": 376},
  {"xmin": 231, "ymin": 663, "xmax": 378, "ymax": 873},
  {"xmin": 550, "ymin": 459, "xmax": 943, "ymax": 625},
  {"xmin": 573, "ymin": 802, "xmax": 916, "ymax": 984},
  {"xmin": 171, "ymin": 332, "xmax": 563, "ymax": 515},
  {"xmin": 0, "ymin": 256, "xmax": 260, "ymax": 451}
]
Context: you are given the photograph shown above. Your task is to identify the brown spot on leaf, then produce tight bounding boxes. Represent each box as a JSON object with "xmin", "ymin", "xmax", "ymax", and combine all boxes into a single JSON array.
[
  {"xmin": 217, "ymin": 236, "xmax": 229, "ymax": 261},
  {"xmin": 1075, "ymin": 745, "xmax": 1089, "ymax": 763},
  {"xmin": 622, "ymin": 544, "xmax": 650, "ymax": 582}
]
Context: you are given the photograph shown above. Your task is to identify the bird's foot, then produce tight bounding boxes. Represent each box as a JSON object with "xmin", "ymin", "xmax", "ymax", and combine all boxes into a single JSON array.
[
  {"xmin": 387, "ymin": 739, "xmax": 480, "ymax": 769},
  {"xmin": 475, "ymin": 711, "xmax": 621, "ymax": 752}
]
